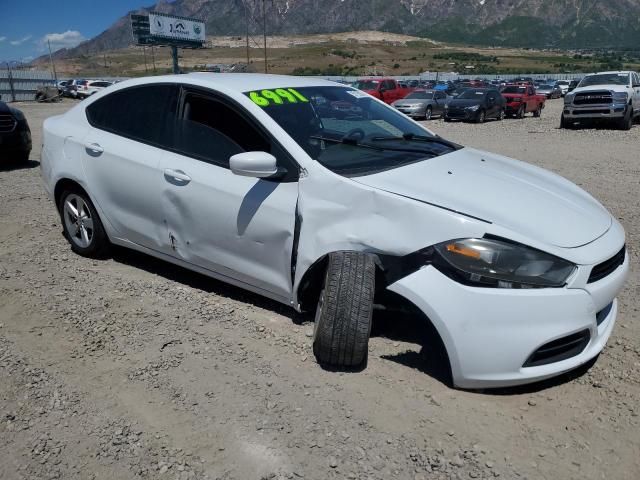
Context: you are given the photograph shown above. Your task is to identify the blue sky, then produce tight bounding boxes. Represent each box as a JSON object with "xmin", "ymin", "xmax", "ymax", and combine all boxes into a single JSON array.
[{"xmin": 1, "ymin": 0, "xmax": 157, "ymax": 63}]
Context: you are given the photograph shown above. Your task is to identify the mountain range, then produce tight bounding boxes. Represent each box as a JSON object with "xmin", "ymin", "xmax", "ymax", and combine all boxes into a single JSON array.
[{"xmin": 54, "ymin": 0, "xmax": 640, "ymax": 58}]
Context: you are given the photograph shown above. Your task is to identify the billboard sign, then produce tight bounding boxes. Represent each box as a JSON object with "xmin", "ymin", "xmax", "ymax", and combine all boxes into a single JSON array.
[{"xmin": 149, "ymin": 13, "xmax": 205, "ymax": 43}]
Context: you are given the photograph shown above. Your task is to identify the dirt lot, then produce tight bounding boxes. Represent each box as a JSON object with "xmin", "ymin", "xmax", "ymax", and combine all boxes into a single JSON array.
[{"xmin": 1, "ymin": 98, "xmax": 638, "ymax": 480}]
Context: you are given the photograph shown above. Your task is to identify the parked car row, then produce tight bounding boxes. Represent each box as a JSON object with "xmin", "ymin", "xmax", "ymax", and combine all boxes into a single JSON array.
[{"xmin": 59, "ymin": 79, "xmax": 114, "ymax": 99}]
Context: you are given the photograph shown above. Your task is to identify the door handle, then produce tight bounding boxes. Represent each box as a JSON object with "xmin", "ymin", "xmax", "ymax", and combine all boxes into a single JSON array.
[
  {"xmin": 163, "ymin": 169, "xmax": 191, "ymax": 184},
  {"xmin": 85, "ymin": 142, "xmax": 103, "ymax": 156}
]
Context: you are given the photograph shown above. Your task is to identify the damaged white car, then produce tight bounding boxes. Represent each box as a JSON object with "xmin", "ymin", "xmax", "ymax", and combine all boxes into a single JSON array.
[{"xmin": 41, "ymin": 74, "xmax": 629, "ymax": 388}]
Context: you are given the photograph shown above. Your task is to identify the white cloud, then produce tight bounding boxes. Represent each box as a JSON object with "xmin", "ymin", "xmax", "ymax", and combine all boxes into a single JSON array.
[
  {"xmin": 0, "ymin": 36, "xmax": 7, "ymax": 42},
  {"xmin": 41, "ymin": 30, "xmax": 86, "ymax": 51},
  {"xmin": 10, "ymin": 35, "xmax": 32, "ymax": 46}
]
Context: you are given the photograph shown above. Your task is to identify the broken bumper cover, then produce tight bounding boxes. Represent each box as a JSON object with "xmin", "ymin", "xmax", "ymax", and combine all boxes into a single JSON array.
[{"xmin": 387, "ymin": 254, "xmax": 629, "ymax": 389}]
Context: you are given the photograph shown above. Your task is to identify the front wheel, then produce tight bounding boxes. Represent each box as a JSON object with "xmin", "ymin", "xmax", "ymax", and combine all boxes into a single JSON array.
[
  {"xmin": 59, "ymin": 190, "xmax": 110, "ymax": 258},
  {"xmin": 313, "ymin": 251, "xmax": 375, "ymax": 369},
  {"xmin": 497, "ymin": 109, "xmax": 505, "ymax": 121},
  {"xmin": 618, "ymin": 107, "xmax": 633, "ymax": 130},
  {"xmin": 516, "ymin": 105, "xmax": 525, "ymax": 119}
]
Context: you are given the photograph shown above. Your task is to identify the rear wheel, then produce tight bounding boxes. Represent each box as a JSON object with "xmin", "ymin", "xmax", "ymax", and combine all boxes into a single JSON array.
[
  {"xmin": 59, "ymin": 190, "xmax": 110, "ymax": 258},
  {"xmin": 313, "ymin": 251, "xmax": 375, "ymax": 369},
  {"xmin": 533, "ymin": 104, "xmax": 542, "ymax": 117},
  {"xmin": 497, "ymin": 109, "xmax": 505, "ymax": 121},
  {"xmin": 425, "ymin": 106, "xmax": 432, "ymax": 120}
]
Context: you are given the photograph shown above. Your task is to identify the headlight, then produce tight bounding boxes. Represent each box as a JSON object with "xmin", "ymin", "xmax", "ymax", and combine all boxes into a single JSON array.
[
  {"xmin": 466, "ymin": 104, "xmax": 480, "ymax": 111},
  {"xmin": 432, "ymin": 238, "xmax": 575, "ymax": 288},
  {"xmin": 613, "ymin": 92, "xmax": 628, "ymax": 103},
  {"xmin": 564, "ymin": 94, "xmax": 574, "ymax": 105}
]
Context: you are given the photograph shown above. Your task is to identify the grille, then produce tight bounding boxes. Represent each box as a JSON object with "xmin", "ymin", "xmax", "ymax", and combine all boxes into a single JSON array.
[
  {"xmin": 0, "ymin": 113, "xmax": 17, "ymax": 133},
  {"xmin": 523, "ymin": 330, "xmax": 590, "ymax": 368},
  {"xmin": 574, "ymin": 91, "xmax": 612, "ymax": 105},
  {"xmin": 588, "ymin": 246, "xmax": 626, "ymax": 284}
]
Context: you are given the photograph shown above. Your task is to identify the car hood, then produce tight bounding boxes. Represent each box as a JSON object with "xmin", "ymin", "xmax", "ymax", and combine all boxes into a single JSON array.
[
  {"xmin": 393, "ymin": 100, "xmax": 427, "ymax": 107},
  {"xmin": 447, "ymin": 99, "xmax": 482, "ymax": 108},
  {"xmin": 572, "ymin": 85, "xmax": 629, "ymax": 94},
  {"xmin": 352, "ymin": 148, "xmax": 611, "ymax": 248},
  {"xmin": 0, "ymin": 101, "xmax": 11, "ymax": 114}
]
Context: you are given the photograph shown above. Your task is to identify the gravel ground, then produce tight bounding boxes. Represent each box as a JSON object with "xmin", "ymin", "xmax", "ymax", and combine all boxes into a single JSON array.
[{"xmin": 1, "ymin": 98, "xmax": 638, "ymax": 480}]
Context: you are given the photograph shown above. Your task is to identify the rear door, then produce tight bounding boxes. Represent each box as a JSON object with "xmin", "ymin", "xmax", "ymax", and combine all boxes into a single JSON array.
[
  {"xmin": 158, "ymin": 86, "xmax": 299, "ymax": 300},
  {"xmin": 82, "ymin": 83, "xmax": 178, "ymax": 252}
]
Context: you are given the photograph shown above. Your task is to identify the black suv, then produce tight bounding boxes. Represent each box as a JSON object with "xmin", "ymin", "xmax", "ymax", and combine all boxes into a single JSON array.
[
  {"xmin": 0, "ymin": 101, "xmax": 32, "ymax": 162},
  {"xmin": 444, "ymin": 88, "xmax": 506, "ymax": 123}
]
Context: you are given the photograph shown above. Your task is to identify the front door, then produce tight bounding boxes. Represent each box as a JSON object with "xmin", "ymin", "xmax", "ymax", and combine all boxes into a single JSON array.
[{"xmin": 159, "ymin": 87, "xmax": 299, "ymax": 301}]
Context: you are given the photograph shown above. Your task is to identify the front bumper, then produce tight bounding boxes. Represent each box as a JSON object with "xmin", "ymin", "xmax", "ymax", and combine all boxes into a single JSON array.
[
  {"xmin": 505, "ymin": 103, "xmax": 524, "ymax": 114},
  {"xmin": 444, "ymin": 108, "xmax": 478, "ymax": 121},
  {"xmin": 563, "ymin": 103, "xmax": 628, "ymax": 120},
  {"xmin": 395, "ymin": 106, "xmax": 425, "ymax": 118},
  {"xmin": 388, "ymin": 247, "xmax": 629, "ymax": 389}
]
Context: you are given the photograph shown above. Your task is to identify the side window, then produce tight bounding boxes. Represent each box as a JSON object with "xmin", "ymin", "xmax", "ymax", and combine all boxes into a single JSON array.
[
  {"xmin": 436, "ymin": 92, "xmax": 446, "ymax": 100},
  {"xmin": 633, "ymin": 73, "xmax": 639, "ymax": 86},
  {"xmin": 86, "ymin": 84, "xmax": 177, "ymax": 147},
  {"xmin": 383, "ymin": 80, "xmax": 395, "ymax": 90},
  {"xmin": 528, "ymin": 87, "xmax": 534, "ymax": 95},
  {"xmin": 173, "ymin": 92, "xmax": 270, "ymax": 168}
]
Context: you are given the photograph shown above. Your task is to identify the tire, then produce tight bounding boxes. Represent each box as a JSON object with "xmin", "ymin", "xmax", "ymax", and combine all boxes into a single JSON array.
[
  {"xmin": 476, "ymin": 109, "xmax": 486, "ymax": 123},
  {"xmin": 516, "ymin": 105, "xmax": 525, "ymax": 119},
  {"xmin": 58, "ymin": 190, "xmax": 110, "ymax": 258},
  {"xmin": 425, "ymin": 106, "xmax": 432, "ymax": 120},
  {"xmin": 533, "ymin": 104, "xmax": 542, "ymax": 117},
  {"xmin": 444, "ymin": 116, "xmax": 451, "ymax": 122},
  {"xmin": 497, "ymin": 109, "xmax": 505, "ymax": 121},
  {"xmin": 618, "ymin": 107, "xmax": 633, "ymax": 131},
  {"xmin": 560, "ymin": 114, "xmax": 567, "ymax": 129},
  {"xmin": 312, "ymin": 251, "xmax": 375, "ymax": 369}
]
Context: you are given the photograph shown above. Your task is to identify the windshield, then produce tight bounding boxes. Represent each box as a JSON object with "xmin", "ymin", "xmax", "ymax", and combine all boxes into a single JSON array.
[
  {"xmin": 457, "ymin": 89, "xmax": 487, "ymax": 99},
  {"xmin": 579, "ymin": 73, "xmax": 630, "ymax": 87},
  {"xmin": 245, "ymin": 86, "xmax": 458, "ymax": 176},
  {"xmin": 502, "ymin": 86, "xmax": 526, "ymax": 94},
  {"xmin": 405, "ymin": 91, "xmax": 434, "ymax": 99},
  {"xmin": 537, "ymin": 85, "xmax": 552, "ymax": 89},
  {"xmin": 353, "ymin": 80, "xmax": 379, "ymax": 90}
]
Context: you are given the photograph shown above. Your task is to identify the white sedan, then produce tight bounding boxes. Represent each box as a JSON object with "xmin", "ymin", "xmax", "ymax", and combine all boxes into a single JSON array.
[{"xmin": 41, "ymin": 74, "xmax": 629, "ymax": 388}]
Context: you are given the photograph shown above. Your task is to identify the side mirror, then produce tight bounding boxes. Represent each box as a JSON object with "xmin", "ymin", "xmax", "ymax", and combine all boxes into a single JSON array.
[{"xmin": 230, "ymin": 151, "xmax": 281, "ymax": 178}]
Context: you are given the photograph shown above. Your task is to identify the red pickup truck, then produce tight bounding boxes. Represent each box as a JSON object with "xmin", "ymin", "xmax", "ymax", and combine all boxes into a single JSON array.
[
  {"xmin": 501, "ymin": 83, "xmax": 546, "ymax": 118},
  {"xmin": 354, "ymin": 78, "xmax": 412, "ymax": 104}
]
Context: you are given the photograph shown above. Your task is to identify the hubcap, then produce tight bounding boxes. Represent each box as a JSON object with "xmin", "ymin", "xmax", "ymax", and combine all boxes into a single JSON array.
[{"xmin": 63, "ymin": 194, "xmax": 94, "ymax": 249}]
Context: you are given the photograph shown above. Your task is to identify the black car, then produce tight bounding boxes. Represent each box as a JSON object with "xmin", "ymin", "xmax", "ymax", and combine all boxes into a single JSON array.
[
  {"xmin": 0, "ymin": 101, "xmax": 32, "ymax": 162},
  {"xmin": 444, "ymin": 88, "xmax": 505, "ymax": 123}
]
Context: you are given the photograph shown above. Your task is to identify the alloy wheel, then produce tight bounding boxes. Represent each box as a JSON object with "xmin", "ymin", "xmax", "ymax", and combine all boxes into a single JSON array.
[{"xmin": 63, "ymin": 194, "xmax": 94, "ymax": 249}]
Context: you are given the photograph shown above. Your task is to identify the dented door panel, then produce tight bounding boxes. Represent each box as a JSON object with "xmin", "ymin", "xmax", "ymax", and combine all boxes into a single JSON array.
[{"xmin": 159, "ymin": 150, "xmax": 298, "ymax": 300}]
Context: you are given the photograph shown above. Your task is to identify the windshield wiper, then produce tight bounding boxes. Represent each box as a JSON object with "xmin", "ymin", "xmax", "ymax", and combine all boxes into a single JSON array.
[
  {"xmin": 310, "ymin": 134, "xmax": 449, "ymax": 156},
  {"xmin": 369, "ymin": 133, "xmax": 457, "ymax": 148},
  {"xmin": 309, "ymin": 135, "xmax": 385, "ymax": 151}
]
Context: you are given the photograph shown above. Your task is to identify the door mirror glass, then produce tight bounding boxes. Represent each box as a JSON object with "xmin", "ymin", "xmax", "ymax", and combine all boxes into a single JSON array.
[{"xmin": 230, "ymin": 151, "xmax": 280, "ymax": 178}]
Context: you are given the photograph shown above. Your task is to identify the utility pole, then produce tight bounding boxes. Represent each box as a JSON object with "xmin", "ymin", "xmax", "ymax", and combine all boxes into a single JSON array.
[
  {"xmin": 262, "ymin": 0, "xmax": 267, "ymax": 73},
  {"xmin": 151, "ymin": 45, "xmax": 157, "ymax": 74},
  {"xmin": 171, "ymin": 46, "xmax": 179, "ymax": 74},
  {"xmin": 47, "ymin": 39, "xmax": 58, "ymax": 85},
  {"xmin": 143, "ymin": 46, "xmax": 148, "ymax": 74},
  {"xmin": 244, "ymin": 0, "xmax": 250, "ymax": 67}
]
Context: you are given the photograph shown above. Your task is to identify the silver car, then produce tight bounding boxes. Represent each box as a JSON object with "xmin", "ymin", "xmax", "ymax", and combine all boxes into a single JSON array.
[{"xmin": 392, "ymin": 89, "xmax": 450, "ymax": 120}]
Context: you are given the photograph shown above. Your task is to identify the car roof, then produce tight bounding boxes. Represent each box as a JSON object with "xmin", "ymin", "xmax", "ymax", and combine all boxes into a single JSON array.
[{"xmin": 185, "ymin": 73, "xmax": 344, "ymax": 90}]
